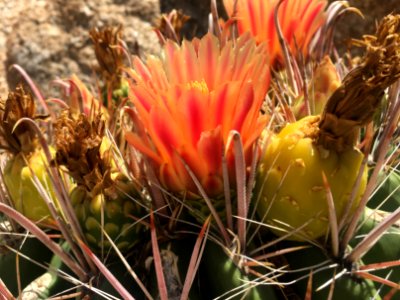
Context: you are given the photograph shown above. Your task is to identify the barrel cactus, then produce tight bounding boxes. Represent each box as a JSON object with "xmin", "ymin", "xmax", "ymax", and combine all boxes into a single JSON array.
[{"xmin": 0, "ymin": 1, "xmax": 400, "ymax": 299}]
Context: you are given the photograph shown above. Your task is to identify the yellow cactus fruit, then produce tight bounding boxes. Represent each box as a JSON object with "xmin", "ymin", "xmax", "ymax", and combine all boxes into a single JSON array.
[
  {"xmin": 257, "ymin": 116, "xmax": 367, "ymax": 240},
  {"xmin": 256, "ymin": 14, "xmax": 400, "ymax": 241},
  {"xmin": 0, "ymin": 84, "xmax": 59, "ymax": 226},
  {"xmin": 3, "ymin": 150, "xmax": 58, "ymax": 225}
]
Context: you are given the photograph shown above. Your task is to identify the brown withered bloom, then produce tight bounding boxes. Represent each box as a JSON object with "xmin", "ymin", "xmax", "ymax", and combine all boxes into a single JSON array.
[
  {"xmin": 0, "ymin": 84, "xmax": 46, "ymax": 155},
  {"xmin": 90, "ymin": 25, "xmax": 126, "ymax": 91},
  {"xmin": 54, "ymin": 110, "xmax": 146, "ymax": 252},
  {"xmin": 154, "ymin": 9, "xmax": 190, "ymax": 43},
  {"xmin": 318, "ymin": 14, "xmax": 400, "ymax": 152},
  {"xmin": 54, "ymin": 110, "xmax": 114, "ymax": 196}
]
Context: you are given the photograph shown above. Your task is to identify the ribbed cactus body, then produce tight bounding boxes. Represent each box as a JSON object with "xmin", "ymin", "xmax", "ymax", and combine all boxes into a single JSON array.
[
  {"xmin": 3, "ymin": 149, "xmax": 58, "ymax": 225},
  {"xmin": 284, "ymin": 240, "xmax": 380, "ymax": 299},
  {"xmin": 256, "ymin": 116, "xmax": 368, "ymax": 240},
  {"xmin": 70, "ymin": 175, "xmax": 145, "ymax": 251},
  {"xmin": 199, "ymin": 241, "xmax": 279, "ymax": 299}
]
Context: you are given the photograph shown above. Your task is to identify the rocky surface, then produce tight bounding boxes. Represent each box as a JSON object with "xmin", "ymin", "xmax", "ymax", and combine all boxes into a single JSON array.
[
  {"xmin": 0, "ymin": 0, "xmax": 399, "ymax": 97},
  {"xmin": 1, "ymin": 0, "xmax": 161, "ymax": 96}
]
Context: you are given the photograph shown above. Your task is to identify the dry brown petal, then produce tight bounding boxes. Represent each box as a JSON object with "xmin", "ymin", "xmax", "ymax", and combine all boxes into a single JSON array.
[
  {"xmin": 54, "ymin": 110, "xmax": 113, "ymax": 192},
  {"xmin": 318, "ymin": 14, "xmax": 400, "ymax": 152},
  {"xmin": 0, "ymin": 84, "xmax": 43, "ymax": 154},
  {"xmin": 90, "ymin": 25, "xmax": 125, "ymax": 89}
]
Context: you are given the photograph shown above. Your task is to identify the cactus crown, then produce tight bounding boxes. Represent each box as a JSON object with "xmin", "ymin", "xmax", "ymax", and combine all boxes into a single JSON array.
[
  {"xmin": 0, "ymin": 84, "xmax": 47, "ymax": 155},
  {"xmin": 318, "ymin": 14, "xmax": 400, "ymax": 152},
  {"xmin": 54, "ymin": 110, "xmax": 115, "ymax": 196}
]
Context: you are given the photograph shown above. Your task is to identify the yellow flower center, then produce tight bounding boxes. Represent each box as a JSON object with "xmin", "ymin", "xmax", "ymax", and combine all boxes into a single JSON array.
[{"xmin": 185, "ymin": 79, "xmax": 209, "ymax": 94}]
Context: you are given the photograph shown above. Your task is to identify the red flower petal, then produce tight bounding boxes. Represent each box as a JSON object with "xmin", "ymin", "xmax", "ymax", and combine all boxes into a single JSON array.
[
  {"xmin": 197, "ymin": 127, "xmax": 223, "ymax": 179},
  {"xmin": 149, "ymin": 105, "xmax": 182, "ymax": 162}
]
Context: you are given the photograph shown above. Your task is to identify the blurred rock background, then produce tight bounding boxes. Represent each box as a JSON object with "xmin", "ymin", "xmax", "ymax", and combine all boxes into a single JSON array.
[{"xmin": 0, "ymin": 0, "xmax": 398, "ymax": 97}]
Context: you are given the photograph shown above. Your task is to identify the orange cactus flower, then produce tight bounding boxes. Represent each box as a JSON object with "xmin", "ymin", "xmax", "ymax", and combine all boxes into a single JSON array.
[
  {"xmin": 223, "ymin": 0, "xmax": 327, "ymax": 67},
  {"xmin": 125, "ymin": 33, "xmax": 270, "ymax": 198}
]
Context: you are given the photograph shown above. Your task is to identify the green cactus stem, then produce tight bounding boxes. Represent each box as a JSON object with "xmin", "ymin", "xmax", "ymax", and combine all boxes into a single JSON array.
[{"xmin": 199, "ymin": 241, "xmax": 279, "ymax": 299}]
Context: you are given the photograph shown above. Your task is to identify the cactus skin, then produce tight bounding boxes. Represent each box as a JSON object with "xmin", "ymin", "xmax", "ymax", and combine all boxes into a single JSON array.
[
  {"xmin": 351, "ymin": 211, "xmax": 400, "ymax": 297},
  {"xmin": 22, "ymin": 241, "xmax": 146, "ymax": 299},
  {"xmin": 3, "ymin": 149, "xmax": 59, "ymax": 226},
  {"xmin": 199, "ymin": 241, "xmax": 279, "ymax": 300},
  {"xmin": 148, "ymin": 239, "xmax": 202, "ymax": 300},
  {"xmin": 369, "ymin": 171, "xmax": 400, "ymax": 212},
  {"xmin": 283, "ymin": 241, "xmax": 380, "ymax": 299},
  {"xmin": 256, "ymin": 116, "xmax": 367, "ymax": 240},
  {"xmin": 95, "ymin": 260, "xmax": 146, "ymax": 300},
  {"xmin": 184, "ymin": 195, "xmax": 227, "ymax": 224}
]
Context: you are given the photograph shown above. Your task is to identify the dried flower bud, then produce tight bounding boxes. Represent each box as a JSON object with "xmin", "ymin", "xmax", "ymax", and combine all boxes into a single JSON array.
[
  {"xmin": 319, "ymin": 14, "xmax": 400, "ymax": 152},
  {"xmin": 0, "ymin": 84, "xmax": 46, "ymax": 154},
  {"xmin": 90, "ymin": 25, "xmax": 125, "ymax": 90}
]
